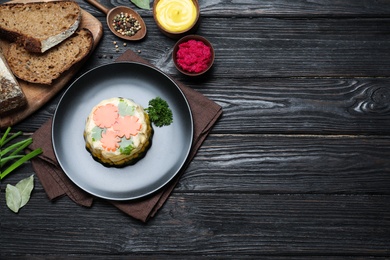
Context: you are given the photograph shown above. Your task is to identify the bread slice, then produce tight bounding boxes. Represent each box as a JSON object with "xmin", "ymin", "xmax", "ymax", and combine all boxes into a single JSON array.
[
  {"xmin": 0, "ymin": 49, "xmax": 27, "ymax": 115},
  {"xmin": 6, "ymin": 28, "xmax": 94, "ymax": 85},
  {"xmin": 0, "ymin": 1, "xmax": 81, "ymax": 53}
]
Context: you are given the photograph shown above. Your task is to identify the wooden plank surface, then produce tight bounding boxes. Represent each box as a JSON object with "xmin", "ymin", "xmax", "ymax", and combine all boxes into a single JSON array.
[
  {"xmin": 1, "ymin": 191, "xmax": 389, "ymax": 256},
  {"xmin": 1, "ymin": 0, "xmax": 390, "ymax": 258}
]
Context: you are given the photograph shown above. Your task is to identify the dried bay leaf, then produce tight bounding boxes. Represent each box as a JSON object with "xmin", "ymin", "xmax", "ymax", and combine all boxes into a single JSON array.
[
  {"xmin": 131, "ymin": 0, "xmax": 149, "ymax": 10},
  {"xmin": 6, "ymin": 184, "xmax": 22, "ymax": 213},
  {"xmin": 5, "ymin": 175, "xmax": 34, "ymax": 213},
  {"xmin": 16, "ymin": 174, "xmax": 34, "ymax": 208}
]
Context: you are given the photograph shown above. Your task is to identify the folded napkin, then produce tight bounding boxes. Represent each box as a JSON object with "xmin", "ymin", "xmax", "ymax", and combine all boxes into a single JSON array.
[{"xmin": 27, "ymin": 49, "xmax": 222, "ymax": 222}]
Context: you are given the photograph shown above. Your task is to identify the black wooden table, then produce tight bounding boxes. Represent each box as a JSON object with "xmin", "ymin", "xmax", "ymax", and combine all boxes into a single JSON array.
[{"xmin": 1, "ymin": 0, "xmax": 390, "ymax": 258}]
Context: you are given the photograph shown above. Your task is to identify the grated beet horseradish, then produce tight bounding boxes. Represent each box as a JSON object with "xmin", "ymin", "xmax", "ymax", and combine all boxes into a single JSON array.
[{"xmin": 176, "ymin": 39, "xmax": 211, "ymax": 73}]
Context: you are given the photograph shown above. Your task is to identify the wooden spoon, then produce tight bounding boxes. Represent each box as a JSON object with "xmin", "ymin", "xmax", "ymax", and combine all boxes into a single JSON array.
[{"xmin": 84, "ymin": 0, "xmax": 146, "ymax": 41}]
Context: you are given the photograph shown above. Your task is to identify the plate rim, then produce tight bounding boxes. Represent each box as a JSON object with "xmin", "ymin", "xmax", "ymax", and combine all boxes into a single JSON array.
[{"xmin": 52, "ymin": 61, "xmax": 194, "ymax": 200}]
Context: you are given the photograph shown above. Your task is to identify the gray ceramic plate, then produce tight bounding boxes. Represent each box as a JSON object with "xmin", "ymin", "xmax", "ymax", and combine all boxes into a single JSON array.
[{"xmin": 52, "ymin": 62, "xmax": 193, "ymax": 200}]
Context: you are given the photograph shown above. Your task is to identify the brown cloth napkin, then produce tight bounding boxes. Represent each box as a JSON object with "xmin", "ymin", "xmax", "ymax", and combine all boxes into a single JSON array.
[{"xmin": 27, "ymin": 49, "xmax": 222, "ymax": 222}]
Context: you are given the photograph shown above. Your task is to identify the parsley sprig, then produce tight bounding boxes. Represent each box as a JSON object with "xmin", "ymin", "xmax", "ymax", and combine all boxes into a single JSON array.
[
  {"xmin": 0, "ymin": 127, "xmax": 42, "ymax": 180},
  {"xmin": 146, "ymin": 97, "xmax": 173, "ymax": 127}
]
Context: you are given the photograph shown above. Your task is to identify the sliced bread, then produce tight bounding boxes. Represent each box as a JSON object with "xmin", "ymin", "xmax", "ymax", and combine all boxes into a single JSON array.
[
  {"xmin": 0, "ymin": 50, "xmax": 27, "ymax": 115},
  {"xmin": 6, "ymin": 28, "xmax": 94, "ymax": 85},
  {"xmin": 0, "ymin": 1, "xmax": 81, "ymax": 53}
]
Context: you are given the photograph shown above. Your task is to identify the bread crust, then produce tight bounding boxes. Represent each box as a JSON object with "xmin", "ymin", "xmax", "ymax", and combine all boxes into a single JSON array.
[
  {"xmin": 0, "ymin": 1, "xmax": 82, "ymax": 53},
  {"xmin": 0, "ymin": 50, "xmax": 26, "ymax": 115}
]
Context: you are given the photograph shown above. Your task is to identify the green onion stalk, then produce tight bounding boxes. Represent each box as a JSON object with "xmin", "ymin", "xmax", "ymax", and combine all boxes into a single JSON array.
[{"xmin": 0, "ymin": 127, "xmax": 42, "ymax": 180}]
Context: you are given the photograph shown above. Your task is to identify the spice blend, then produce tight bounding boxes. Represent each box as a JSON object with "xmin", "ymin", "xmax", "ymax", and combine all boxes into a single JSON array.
[{"xmin": 112, "ymin": 12, "xmax": 141, "ymax": 36}]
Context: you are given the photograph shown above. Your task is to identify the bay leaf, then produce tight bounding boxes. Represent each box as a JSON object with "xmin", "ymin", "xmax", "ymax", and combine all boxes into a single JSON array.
[
  {"xmin": 15, "ymin": 174, "xmax": 34, "ymax": 208},
  {"xmin": 5, "ymin": 175, "xmax": 34, "ymax": 213},
  {"xmin": 6, "ymin": 184, "xmax": 22, "ymax": 213},
  {"xmin": 131, "ymin": 0, "xmax": 150, "ymax": 10}
]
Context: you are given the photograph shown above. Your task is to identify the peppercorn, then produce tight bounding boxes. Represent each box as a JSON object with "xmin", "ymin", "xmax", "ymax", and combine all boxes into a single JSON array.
[{"xmin": 112, "ymin": 12, "xmax": 141, "ymax": 37}]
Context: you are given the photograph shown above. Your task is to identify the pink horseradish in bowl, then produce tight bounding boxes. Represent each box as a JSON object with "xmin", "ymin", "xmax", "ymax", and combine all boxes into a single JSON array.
[{"xmin": 173, "ymin": 35, "xmax": 215, "ymax": 76}]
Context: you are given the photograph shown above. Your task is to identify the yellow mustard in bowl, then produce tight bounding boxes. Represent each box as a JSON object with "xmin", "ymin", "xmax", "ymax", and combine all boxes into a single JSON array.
[{"xmin": 155, "ymin": 0, "xmax": 198, "ymax": 33}]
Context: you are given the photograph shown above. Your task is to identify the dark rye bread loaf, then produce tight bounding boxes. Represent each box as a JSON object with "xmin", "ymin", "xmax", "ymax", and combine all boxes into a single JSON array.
[
  {"xmin": 5, "ymin": 28, "xmax": 94, "ymax": 85},
  {"xmin": 0, "ymin": 1, "xmax": 81, "ymax": 53},
  {"xmin": 0, "ymin": 50, "xmax": 26, "ymax": 115}
]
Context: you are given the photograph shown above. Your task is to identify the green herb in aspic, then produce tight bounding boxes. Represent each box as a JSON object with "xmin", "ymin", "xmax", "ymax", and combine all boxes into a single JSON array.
[
  {"xmin": 0, "ymin": 127, "xmax": 42, "ymax": 180},
  {"xmin": 145, "ymin": 97, "xmax": 173, "ymax": 127}
]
